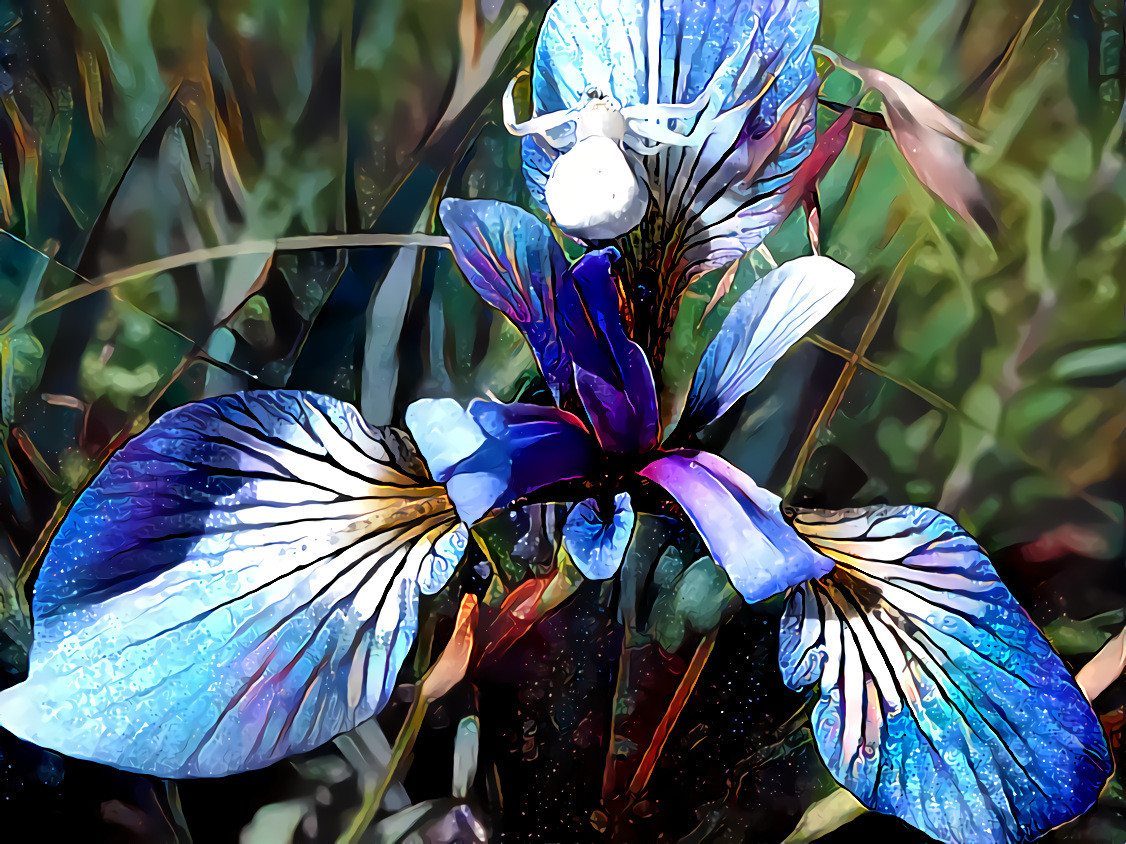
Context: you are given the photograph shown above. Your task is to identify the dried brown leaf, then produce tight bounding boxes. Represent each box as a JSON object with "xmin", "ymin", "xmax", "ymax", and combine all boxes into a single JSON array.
[
  {"xmin": 421, "ymin": 593, "xmax": 479, "ymax": 701},
  {"xmin": 821, "ymin": 50, "xmax": 995, "ymax": 232}
]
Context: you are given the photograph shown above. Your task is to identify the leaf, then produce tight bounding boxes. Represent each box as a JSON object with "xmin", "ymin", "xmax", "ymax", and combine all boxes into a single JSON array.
[
  {"xmin": 782, "ymin": 788, "xmax": 868, "ymax": 843},
  {"xmin": 1051, "ymin": 344, "xmax": 1126, "ymax": 381},
  {"xmin": 362, "ymin": 246, "xmax": 424, "ymax": 426},
  {"xmin": 646, "ymin": 557, "xmax": 738, "ymax": 653}
]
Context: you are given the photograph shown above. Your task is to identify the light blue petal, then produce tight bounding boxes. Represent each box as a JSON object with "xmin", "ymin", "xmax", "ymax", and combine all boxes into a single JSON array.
[
  {"xmin": 562, "ymin": 492, "xmax": 635, "ymax": 580},
  {"xmin": 405, "ymin": 397, "xmax": 596, "ymax": 524},
  {"xmin": 524, "ymin": 0, "xmax": 820, "ymax": 261},
  {"xmin": 638, "ymin": 449, "xmax": 832, "ymax": 601},
  {"xmin": 677, "ymin": 256, "xmax": 854, "ymax": 435},
  {"xmin": 438, "ymin": 198, "xmax": 573, "ymax": 399},
  {"xmin": 778, "ymin": 505, "xmax": 1113, "ymax": 844},
  {"xmin": 665, "ymin": 105, "xmax": 816, "ymax": 278},
  {"xmin": 0, "ymin": 391, "xmax": 467, "ymax": 777},
  {"xmin": 531, "ymin": 0, "xmax": 818, "ymax": 120}
]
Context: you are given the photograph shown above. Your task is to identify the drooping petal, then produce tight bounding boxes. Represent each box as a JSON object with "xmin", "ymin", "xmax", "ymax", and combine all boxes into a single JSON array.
[
  {"xmin": 822, "ymin": 51, "xmax": 995, "ymax": 232},
  {"xmin": 405, "ymin": 398, "xmax": 596, "ymax": 524},
  {"xmin": 778, "ymin": 505, "xmax": 1112, "ymax": 844},
  {"xmin": 439, "ymin": 198, "xmax": 573, "ymax": 399},
  {"xmin": 638, "ymin": 450, "xmax": 831, "ymax": 601},
  {"xmin": 0, "ymin": 391, "xmax": 467, "ymax": 777},
  {"xmin": 562, "ymin": 492, "xmax": 635, "ymax": 580},
  {"xmin": 676, "ymin": 256, "xmax": 854, "ymax": 435},
  {"xmin": 556, "ymin": 248, "xmax": 660, "ymax": 453},
  {"xmin": 523, "ymin": 0, "xmax": 820, "ymax": 264}
]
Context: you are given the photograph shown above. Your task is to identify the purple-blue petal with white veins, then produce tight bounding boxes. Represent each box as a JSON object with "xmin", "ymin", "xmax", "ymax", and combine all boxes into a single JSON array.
[
  {"xmin": 0, "ymin": 391, "xmax": 466, "ymax": 777},
  {"xmin": 676, "ymin": 256, "xmax": 854, "ymax": 436},
  {"xmin": 405, "ymin": 397, "xmax": 596, "ymax": 524},
  {"xmin": 555, "ymin": 248, "xmax": 660, "ymax": 453},
  {"xmin": 779, "ymin": 505, "xmax": 1112, "ymax": 844},
  {"xmin": 439, "ymin": 198, "xmax": 573, "ymax": 399},
  {"xmin": 525, "ymin": 0, "xmax": 819, "ymax": 270},
  {"xmin": 638, "ymin": 449, "xmax": 832, "ymax": 602},
  {"xmin": 562, "ymin": 492, "xmax": 636, "ymax": 580}
]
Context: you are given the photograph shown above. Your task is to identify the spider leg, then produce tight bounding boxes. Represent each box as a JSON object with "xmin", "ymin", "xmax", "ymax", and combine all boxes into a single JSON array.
[
  {"xmin": 626, "ymin": 117, "xmax": 711, "ymax": 147},
  {"xmin": 619, "ymin": 85, "xmax": 712, "ymax": 123},
  {"xmin": 621, "ymin": 134, "xmax": 666, "ymax": 156},
  {"xmin": 502, "ymin": 79, "xmax": 578, "ymax": 148}
]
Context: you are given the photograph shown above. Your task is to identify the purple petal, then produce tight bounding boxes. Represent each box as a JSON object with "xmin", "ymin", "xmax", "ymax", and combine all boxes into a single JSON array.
[
  {"xmin": 439, "ymin": 198, "xmax": 573, "ymax": 399},
  {"xmin": 0, "ymin": 391, "xmax": 466, "ymax": 777},
  {"xmin": 556, "ymin": 249, "xmax": 659, "ymax": 453},
  {"xmin": 405, "ymin": 398, "xmax": 596, "ymax": 523},
  {"xmin": 638, "ymin": 449, "xmax": 831, "ymax": 601}
]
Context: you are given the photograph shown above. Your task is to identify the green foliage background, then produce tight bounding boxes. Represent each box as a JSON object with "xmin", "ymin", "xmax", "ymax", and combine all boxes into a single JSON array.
[{"xmin": 0, "ymin": 0, "xmax": 1122, "ymax": 841}]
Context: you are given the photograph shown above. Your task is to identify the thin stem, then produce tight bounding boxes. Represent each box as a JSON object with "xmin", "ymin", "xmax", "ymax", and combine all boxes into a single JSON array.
[
  {"xmin": 783, "ymin": 242, "xmax": 920, "ymax": 496},
  {"xmin": 337, "ymin": 697, "xmax": 429, "ymax": 844},
  {"xmin": 2, "ymin": 233, "xmax": 452, "ymax": 333},
  {"xmin": 626, "ymin": 629, "xmax": 717, "ymax": 798}
]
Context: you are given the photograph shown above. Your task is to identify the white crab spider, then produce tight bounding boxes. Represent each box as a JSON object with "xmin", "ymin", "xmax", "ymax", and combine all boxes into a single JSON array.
[{"xmin": 503, "ymin": 80, "xmax": 726, "ymax": 240}]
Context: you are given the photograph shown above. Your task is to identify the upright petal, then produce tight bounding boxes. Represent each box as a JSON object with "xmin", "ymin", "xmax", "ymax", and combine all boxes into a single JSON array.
[
  {"xmin": 778, "ymin": 505, "xmax": 1112, "ymax": 844},
  {"xmin": 523, "ymin": 0, "xmax": 820, "ymax": 262},
  {"xmin": 562, "ymin": 492, "xmax": 636, "ymax": 580},
  {"xmin": 0, "ymin": 391, "xmax": 467, "ymax": 777},
  {"xmin": 439, "ymin": 198, "xmax": 573, "ymax": 399},
  {"xmin": 529, "ymin": 0, "xmax": 817, "ymax": 138},
  {"xmin": 405, "ymin": 398, "xmax": 596, "ymax": 524},
  {"xmin": 556, "ymin": 249, "xmax": 660, "ymax": 453},
  {"xmin": 676, "ymin": 256, "xmax": 854, "ymax": 435},
  {"xmin": 638, "ymin": 449, "xmax": 832, "ymax": 601}
]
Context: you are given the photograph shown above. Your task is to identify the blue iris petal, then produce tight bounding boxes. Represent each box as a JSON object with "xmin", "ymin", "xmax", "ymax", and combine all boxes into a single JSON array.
[
  {"xmin": 0, "ymin": 391, "xmax": 467, "ymax": 777},
  {"xmin": 531, "ymin": 0, "xmax": 817, "ymax": 118},
  {"xmin": 524, "ymin": 0, "xmax": 820, "ymax": 271},
  {"xmin": 555, "ymin": 248, "xmax": 660, "ymax": 453},
  {"xmin": 405, "ymin": 398, "xmax": 596, "ymax": 524},
  {"xmin": 562, "ymin": 492, "xmax": 636, "ymax": 580},
  {"xmin": 439, "ymin": 198, "xmax": 573, "ymax": 399},
  {"xmin": 638, "ymin": 449, "xmax": 832, "ymax": 601},
  {"xmin": 778, "ymin": 505, "xmax": 1113, "ymax": 844},
  {"xmin": 677, "ymin": 256, "xmax": 854, "ymax": 436}
]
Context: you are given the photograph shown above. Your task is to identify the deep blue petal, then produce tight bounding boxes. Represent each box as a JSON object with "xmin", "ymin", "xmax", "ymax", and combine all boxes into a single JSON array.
[
  {"xmin": 638, "ymin": 449, "xmax": 831, "ymax": 601},
  {"xmin": 778, "ymin": 505, "xmax": 1113, "ymax": 843},
  {"xmin": 556, "ymin": 249, "xmax": 660, "ymax": 453},
  {"xmin": 0, "ymin": 391, "xmax": 467, "ymax": 777},
  {"xmin": 676, "ymin": 256, "xmax": 854, "ymax": 435},
  {"xmin": 405, "ymin": 398, "xmax": 596, "ymax": 524},
  {"xmin": 439, "ymin": 198, "xmax": 573, "ymax": 399},
  {"xmin": 562, "ymin": 492, "xmax": 635, "ymax": 580}
]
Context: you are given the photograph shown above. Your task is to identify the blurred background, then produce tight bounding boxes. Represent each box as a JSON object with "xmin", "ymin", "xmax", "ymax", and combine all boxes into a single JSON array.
[{"xmin": 0, "ymin": 0, "xmax": 1121, "ymax": 841}]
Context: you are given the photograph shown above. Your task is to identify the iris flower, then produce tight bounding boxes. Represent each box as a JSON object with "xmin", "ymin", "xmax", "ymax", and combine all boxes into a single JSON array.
[
  {"xmin": 0, "ymin": 192, "xmax": 1109, "ymax": 843},
  {"xmin": 410, "ymin": 198, "xmax": 1113, "ymax": 844},
  {"xmin": 0, "ymin": 3, "xmax": 1111, "ymax": 844}
]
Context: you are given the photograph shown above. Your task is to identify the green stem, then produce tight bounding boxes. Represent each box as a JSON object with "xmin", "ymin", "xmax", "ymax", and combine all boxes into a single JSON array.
[{"xmin": 337, "ymin": 698, "xmax": 429, "ymax": 844}]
